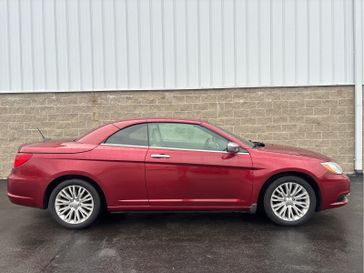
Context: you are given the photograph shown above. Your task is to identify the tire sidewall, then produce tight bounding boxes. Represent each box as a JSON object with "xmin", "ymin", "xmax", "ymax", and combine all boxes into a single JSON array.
[
  {"xmin": 48, "ymin": 179, "xmax": 101, "ymax": 229},
  {"xmin": 263, "ymin": 176, "xmax": 316, "ymax": 226}
]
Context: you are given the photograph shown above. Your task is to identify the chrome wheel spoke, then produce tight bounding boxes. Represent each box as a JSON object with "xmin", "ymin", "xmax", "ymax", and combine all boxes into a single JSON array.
[
  {"xmin": 58, "ymin": 206, "xmax": 70, "ymax": 214},
  {"xmin": 78, "ymin": 188, "xmax": 86, "ymax": 199},
  {"xmin": 56, "ymin": 198, "xmax": 70, "ymax": 204},
  {"xmin": 79, "ymin": 207, "xmax": 88, "ymax": 218},
  {"xmin": 278, "ymin": 206, "xmax": 287, "ymax": 217},
  {"xmin": 290, "ymin": 184, "xmax": 298, "ymax": 196},
  {"xmin": 75, "ymin": 209, "xmax": 80, "ymax": 222},
  {"xmin": 67, "ymin": 187, "xmax": 74, "ymax": 198},
  {"xmin": 272, "ymin": 202, "xmax": 285, "ymax": 209},
  {"xmin": 276, "ymin": 187, "xmax": 285, "ymax": 197},
  {"xmin": 288, "ymin": 207, "xmax": 294, "ymax": 220},
  {"xmin": 284, "ymin": 183, "xmax": 290, "ymax": 195},
  {"xmin": 271, "ymin": 196, "xmax": 284, "ymax": 202},
  {"xmin": 296, "ymin": 198, "xmax": 308, "ymax": 204},
  {"xmin": 271, "ymin": 182, "xmax": 310, "ymax": 222},
  {"xmin": 295, "ymin": 192, "xmax": 308, "ymax": 200},
  {"xmin": 286, "ymin": 207, "xmax": 291, "ymax": 220},
  {"xmin": 80, "ymin": 196, "xmax": 93, "ymax": 203},
  {"xmin": 292, "ymin": 206, "xmax": 302, "ymax": 216},
  {"xmin": 82, "ymin": 203, "xmax": 93, "ymax": 208},
  {"xmin": 55, "ymin": 185, "xmax": 94, "ymax": 225},
  {"xmin": 64, "ymin": 209, "xmax": 72, "ymax": 221},
  {"xmin": 71, "ymin": 186, "xmax": 77, "ymax": 199},
  {"xmin": 61, "ymin": 190, "xmax": 72, "ymax": 201}
]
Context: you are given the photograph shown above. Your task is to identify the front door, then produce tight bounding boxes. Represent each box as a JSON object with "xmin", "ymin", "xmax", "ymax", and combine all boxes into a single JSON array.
[{"xmin": 145, "ymin": 122, "xmax": 253, "ymax": 209}]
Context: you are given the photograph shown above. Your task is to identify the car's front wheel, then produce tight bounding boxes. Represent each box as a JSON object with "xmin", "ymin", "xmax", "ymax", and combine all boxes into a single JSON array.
[
  {"xmin": 263, "ymin": 176, "xmax": 316, "ymax": 226},
  {"xmin": 48, "ymin": 179, "xmax": 101, "ymax": 229}
]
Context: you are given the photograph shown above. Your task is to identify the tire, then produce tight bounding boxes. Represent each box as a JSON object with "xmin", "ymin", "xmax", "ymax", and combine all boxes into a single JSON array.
[
  {"xmin": 263, "ymin": 176, "xmax": 316, "ymax": 226},
  {"xmin": 48, "ymin": 179, "xmax": 101, "ymax": 229}
]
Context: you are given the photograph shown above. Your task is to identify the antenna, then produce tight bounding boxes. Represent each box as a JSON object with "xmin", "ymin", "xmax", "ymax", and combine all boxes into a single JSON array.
[{"xmin": 36, "ymin": 128, "xmax": 46, "ymax": 141}]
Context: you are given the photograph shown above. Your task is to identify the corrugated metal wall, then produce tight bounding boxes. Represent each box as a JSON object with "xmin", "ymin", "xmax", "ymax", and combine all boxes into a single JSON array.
[{"xmin": 0, "ymin": 0, "xmax": 362, "ymax": 93}]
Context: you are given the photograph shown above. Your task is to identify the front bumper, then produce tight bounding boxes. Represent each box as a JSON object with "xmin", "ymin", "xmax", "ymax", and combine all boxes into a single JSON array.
[{"xmin": 320, "ymin": 173, "xmax": 351, "ymax": 210}]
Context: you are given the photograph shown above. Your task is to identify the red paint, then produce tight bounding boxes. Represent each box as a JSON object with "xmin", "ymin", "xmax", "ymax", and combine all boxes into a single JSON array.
[{"xmin": 7, "ymin": 118, "xmax": 350, "ymax": 213}]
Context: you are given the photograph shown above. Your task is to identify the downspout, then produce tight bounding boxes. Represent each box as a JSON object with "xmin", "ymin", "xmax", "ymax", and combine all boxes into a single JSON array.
[{"xmin": 353, "ymin": 0, "xmax": 363, "ymax": 174}]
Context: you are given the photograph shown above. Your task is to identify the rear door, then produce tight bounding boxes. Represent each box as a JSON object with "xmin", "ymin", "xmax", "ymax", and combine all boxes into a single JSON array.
[
  {"xmin": 145, "ymin": 122, "xmax": 253, "ymax": 209},
  {"xmin": 91, "ymin": 123, "xmax": 149, "ymax": 209}
]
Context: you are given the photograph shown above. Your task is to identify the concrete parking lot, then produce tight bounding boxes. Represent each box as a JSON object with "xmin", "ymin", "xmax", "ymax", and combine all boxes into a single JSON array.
[{"xmin": 0, "ymin": 176, "xmax": 362, "ymax": 273}]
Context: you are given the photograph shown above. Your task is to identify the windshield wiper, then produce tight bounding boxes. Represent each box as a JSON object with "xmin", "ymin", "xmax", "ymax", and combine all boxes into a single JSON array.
[{"xmin": 250, "ymin": 141, "xmax": 265, "ymax": 148}]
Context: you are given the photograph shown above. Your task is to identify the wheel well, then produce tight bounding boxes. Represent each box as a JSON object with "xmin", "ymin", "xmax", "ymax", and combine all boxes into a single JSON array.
[
  {"xmin": 43, "ymin": 175, "xmax": 107, "ymax": 210},
  {"xmin": 257, "ymin": 171, "xmax": 321, "ymax": 212}
]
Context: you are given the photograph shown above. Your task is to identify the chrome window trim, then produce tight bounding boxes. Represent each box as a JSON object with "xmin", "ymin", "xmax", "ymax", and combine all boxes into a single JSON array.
[
  {"xmin": 149, "ymin": 146, "xmax": 249, "ymax": 155},
  {"xmin": 100, "ymin": 143, "xmax": 249, "ymax": 155},
  {"xmin": 100, "ymin": 143, "xmax": 149, "ymax": 148}
]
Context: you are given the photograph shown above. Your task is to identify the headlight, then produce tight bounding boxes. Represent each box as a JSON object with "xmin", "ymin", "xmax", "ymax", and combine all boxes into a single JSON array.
[{"xmin": 321, "ymin": 162, "xmax": 343, "ymax": 174}]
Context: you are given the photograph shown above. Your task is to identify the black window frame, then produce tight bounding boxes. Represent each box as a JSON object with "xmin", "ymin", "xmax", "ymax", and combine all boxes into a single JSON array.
[{"xmin": 101, "ymin": 122, "xmax": 248, "ymax": 153}]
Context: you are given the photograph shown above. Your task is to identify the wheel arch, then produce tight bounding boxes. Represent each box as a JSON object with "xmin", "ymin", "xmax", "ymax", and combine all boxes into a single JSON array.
[
  {"xmin": 257, "ymin": 171, "xmax": 322, "ymax": 212},
  {"xmin": 43, "ymin": 174, "xmax": 107, "ymax": 210}
]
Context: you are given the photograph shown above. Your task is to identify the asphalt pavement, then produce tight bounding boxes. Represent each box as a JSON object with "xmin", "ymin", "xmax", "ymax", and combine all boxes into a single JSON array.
[{"xmin": 0, "ymin": 176, "xmax": 362, "ymax": 273}]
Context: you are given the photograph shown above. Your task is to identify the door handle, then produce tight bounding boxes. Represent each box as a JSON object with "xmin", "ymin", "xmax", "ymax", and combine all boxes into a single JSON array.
[{"xmin": 151, "ymin": 154, "xmax": 170, "ymax": 158}]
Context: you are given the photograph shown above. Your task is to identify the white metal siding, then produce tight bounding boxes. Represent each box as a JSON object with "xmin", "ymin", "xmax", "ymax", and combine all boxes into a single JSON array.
[{"xmin": 0, "ymin": 0, "xmax": 362, "ymax": 93}]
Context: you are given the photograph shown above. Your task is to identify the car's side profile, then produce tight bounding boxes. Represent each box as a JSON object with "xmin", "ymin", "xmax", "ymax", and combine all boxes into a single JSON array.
[{"xmin": 7, "ymin": 118, "xmax": 350, "ymax": 229}]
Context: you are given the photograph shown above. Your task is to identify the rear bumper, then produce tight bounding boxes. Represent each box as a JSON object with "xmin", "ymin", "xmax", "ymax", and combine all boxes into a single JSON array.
[
  {"xmin": 320, "ymin": 174, "xmax": 351, "ymax": 210},
  {"xmin": 7, "ymin": 173, "xmax": 44, "ymax": 208},
  {"xmin": 7, "ymin": 192, "xmax": 37, "ymax": 207}
]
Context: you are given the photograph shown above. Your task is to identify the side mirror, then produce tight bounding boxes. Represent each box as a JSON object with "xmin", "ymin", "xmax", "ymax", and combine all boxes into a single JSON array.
[{"xmin": 227, "ymin": 142, "xmax": 240, "ymax": 153}]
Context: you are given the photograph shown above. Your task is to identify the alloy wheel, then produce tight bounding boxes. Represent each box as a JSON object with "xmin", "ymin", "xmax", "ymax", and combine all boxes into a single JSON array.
[
  {"xmin": 270, "ymin": 182, "xmax": 310, "ymax": 222},
  {"xmin": 54, "ymin": 185, "xmax": 94, "ymax": 225}
]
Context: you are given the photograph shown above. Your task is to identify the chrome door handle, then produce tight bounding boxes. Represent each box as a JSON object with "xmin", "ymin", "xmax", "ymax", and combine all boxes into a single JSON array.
[{"xmin": 151, "ymin": 154, "xmax": 170, "ymax": 158}]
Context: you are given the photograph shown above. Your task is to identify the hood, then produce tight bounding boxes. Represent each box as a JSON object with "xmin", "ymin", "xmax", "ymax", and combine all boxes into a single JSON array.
[
  {"xmin": 19, "ymin": 139, "xmax": 97, "ymax": 154},
  {"xmin": 257, "ymin": 143, "xmax": 332, "ymax": 161}
]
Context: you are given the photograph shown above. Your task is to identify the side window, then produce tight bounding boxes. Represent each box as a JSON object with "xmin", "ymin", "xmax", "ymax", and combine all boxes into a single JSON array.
[
  {"xmin": 148, "ymin": 123, "xmax": 229, "ymax": 151},
  {"xmin": 104, "ymin": 123, "xmax": 148, "ymax": 146}
]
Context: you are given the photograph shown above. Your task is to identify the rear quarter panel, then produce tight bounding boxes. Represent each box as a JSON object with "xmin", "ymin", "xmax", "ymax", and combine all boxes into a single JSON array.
[{"xmin": 9, "ymin": 146, "xmax": 148, "ymax": 209}]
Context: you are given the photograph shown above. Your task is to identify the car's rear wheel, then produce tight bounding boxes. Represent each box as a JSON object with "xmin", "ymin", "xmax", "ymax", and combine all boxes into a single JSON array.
[
  {"xmin": 263, "ymin": 176, "xmax": 316, "ymax": 226},
  {"xmin": 48, "ymin": 179, "xmax": 101, "ymax": 229}
]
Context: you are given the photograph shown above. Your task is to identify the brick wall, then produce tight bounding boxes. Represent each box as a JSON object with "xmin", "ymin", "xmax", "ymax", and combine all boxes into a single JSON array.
[{"xmin": 0, "ymin": 86, "xmax": 359, "ymax": 177}]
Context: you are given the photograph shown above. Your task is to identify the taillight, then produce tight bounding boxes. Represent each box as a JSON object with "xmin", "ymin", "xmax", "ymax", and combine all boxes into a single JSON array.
[{"xmin": 13, "ymin": 153, "xmax": 33, "ymax": 168}]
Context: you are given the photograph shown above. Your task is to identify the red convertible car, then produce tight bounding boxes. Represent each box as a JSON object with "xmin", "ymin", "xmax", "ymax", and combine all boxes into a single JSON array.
[{"xmin": 7, "ymin": 118, "xmax": 350, "ymax": 229}]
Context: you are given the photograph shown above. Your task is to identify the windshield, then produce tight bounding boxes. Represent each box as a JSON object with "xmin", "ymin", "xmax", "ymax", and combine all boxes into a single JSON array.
[{"xmin": 211, "ymin": 123, "xmax": 254, "ymax": 148}]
